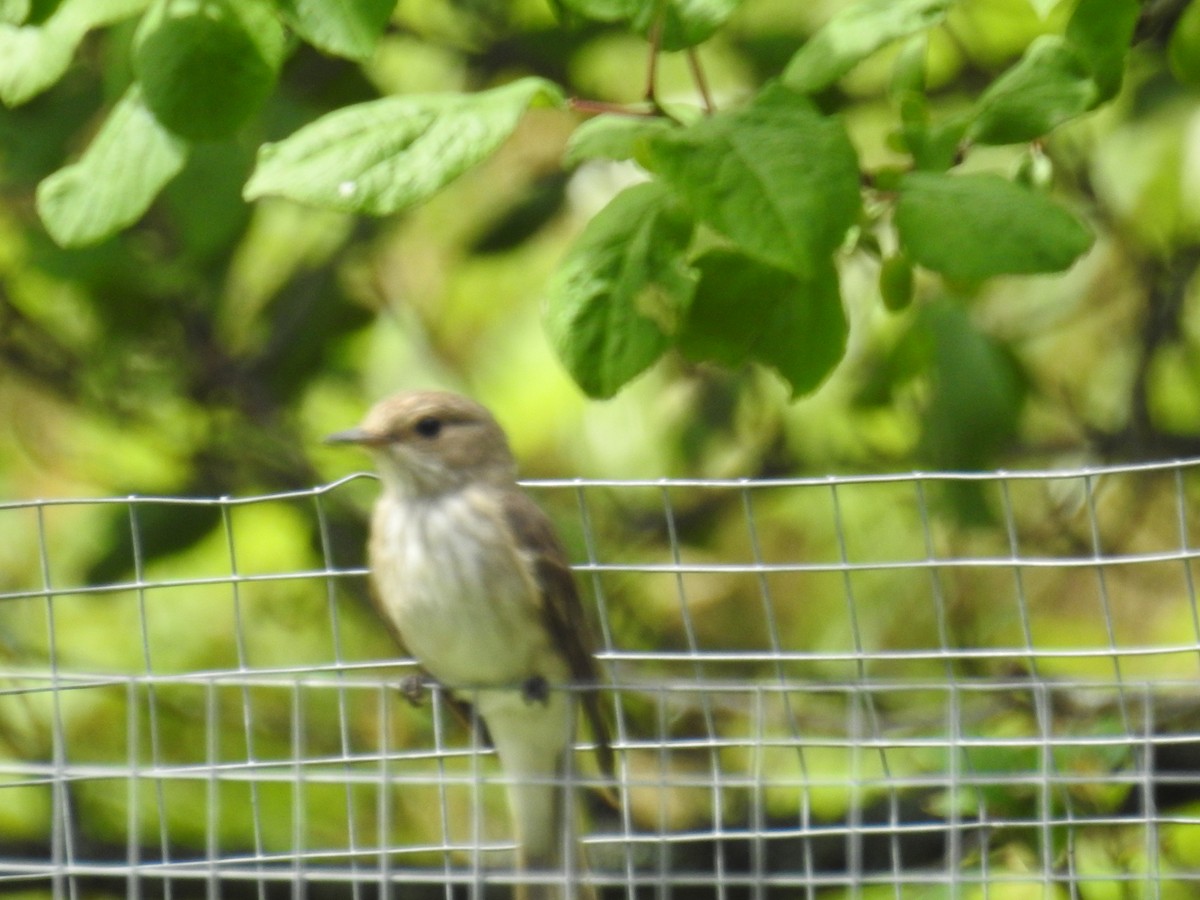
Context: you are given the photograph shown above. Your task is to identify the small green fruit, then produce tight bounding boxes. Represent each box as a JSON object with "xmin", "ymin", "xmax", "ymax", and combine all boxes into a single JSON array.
[{"xmin": 880, "ymin": 252, "xmax": 915, "ymax": 312}]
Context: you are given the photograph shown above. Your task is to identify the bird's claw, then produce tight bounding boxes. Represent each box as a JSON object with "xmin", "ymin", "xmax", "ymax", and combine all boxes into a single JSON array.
[
  {"xmin": 399, "ymin": 674, "xmax": 428, "ymax": 707},
  {"xmin": 522, "ymin": 675, "xmax": 550, "ymax": 705}
]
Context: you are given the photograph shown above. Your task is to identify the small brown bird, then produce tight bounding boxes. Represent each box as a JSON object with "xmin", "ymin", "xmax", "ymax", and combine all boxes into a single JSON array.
[{"xmin": 327, "ymin": 390, "xmax": 612, "ymax": 900}]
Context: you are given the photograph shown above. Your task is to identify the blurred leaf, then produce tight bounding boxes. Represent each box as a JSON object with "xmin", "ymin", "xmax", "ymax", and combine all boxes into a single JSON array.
[
  {"xmin": 0, "ymin": 0, "xmax": 30, "ymax": 24},
  {"xmin": 555, "ymin": 0, "xmax": 738, "ymax": 49},
  {"xmin": 1169, "ymin": 0, "xmax": 1200, "ymax": 88},
  {"xmin": 890, "ymin": 33, "xmax": 928, "ymax": 101},
  {"xmin": 908, "ymin": 302, "xmax": 1026, "ymax": 470},
  {"xmin": 271, "ymin": 0, "xmax": 393, "ymax": 60},
  {"xmin": 679, "ymin": 249, "xmax": 846, "ymax": 396},
  {"xmin": 133, "ymin": 0, "xmax": 284, "ymax": 141},
  {"xmin": 645, "ymin": 83, "xmax": 860, "ymax": 278},
  {"xmin": 544, "ymin": 181, "xmax": 696, "ymax": 399},
  {"xmin": 782, "ymin": 0, "xmax": 950, "ymax": 95},
  {"xmin": 1066, "ymin": 0, "xmax": 1138, "ymax": 100},
  {"xmin": 162, "ymin": 141, "xmax": 255, "ymax": 262},
  {"xmin": 902, "ymin": 108, "xmax": 969, "ymax": 172},
  {"xmin": 244, "ymin": 77, "xmax": 565, "ymax": 214},
  {"xmin": 0, "ymin": 21, "xmax": 74, "ymax": 105},
  {"xmin": 895, "ymin": 172, "xmax": 1093, "ymax": 280},
  {"xmin": 0, "ymin": 0, "xmax": 147, "ymax": 106},
  {"xmin": 957, "ymin": 736, "xmax": 1039, "ymax": 810},
  {"xmin": 36, "ymin": 85, "xmax": 188, "ymax": 247},
  {"xmin": 564, "ymin": 114, "xmax": 673, "ymax": 166},
  {"xmin": 968, "ymin": 35, "xmax": 1097, "ymax": 145},
  {"xmin": 632, "ymin": 0, "xmax": 741, "ymax": 51},
  {"xmin": 552, "ymin": 0, "xmax": 639, "ymax": 22}
]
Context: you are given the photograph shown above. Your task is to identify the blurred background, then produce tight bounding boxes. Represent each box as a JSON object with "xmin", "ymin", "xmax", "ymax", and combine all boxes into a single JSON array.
[
  {"xmin": 9, "ymin": 0, "xmax": 1200, "ymax": 503},
  {"xmin": 4, "ymin": 0, "xmax": 1200, "ymax": 896}
]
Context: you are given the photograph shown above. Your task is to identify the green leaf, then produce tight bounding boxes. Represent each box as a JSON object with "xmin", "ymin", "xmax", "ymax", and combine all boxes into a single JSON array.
[
  {"xmin": 968, "ymin": 35, "xmax": 1097, "ymax": 145},
  {"xmin": 134, "ymin": 0, "xmax": 284, "ymax": 141},
  {"xmin": 913, "ymin": 115, "xmax": 970, "ymax": 172},
  {"xmin": 679, "ymin": 250, "xmax": 846, "ymax": 396},
  {"xmin": 645, "ymin": 83, "xmax": 860, "ymax": 278},
  {"xmin": 0, "ymin": 0, "xmax": 148, "ymax": 106},
  {"xmin": 890, "ymin": 32, "xmax": 928, "ymax": 101},
  {"xmin": 563, "ymin": 114, "xmax": 673, "ymax": 166},
  {"xmin": 0, "ymin": 20, "xmax": 72, "ymax": 105},
  {"xmin": 1169, "ymin": 0, "xmax": 1200, "ymax": 88},
  {"xmin": 895, "ymin": 172, "xmax": 1093, "ymax": 280},
  {"xmin": 0, "ymin": 0, "xmax": 30, "ymax": 24},
  {"xmin": 782, "ymin": 0, "xmax": 951, "ymax": 95},
  {"xmin": 1065, "ymin": 0, "xmax": 1138, "ymax": 100},
  {"xmin": 555, "ymin": 0, "xmax": 738, "ymax": 48},
  {"xmin": 36, "ymin": 85, "xmax": 188, "ymax": 247},
  {"xmin": 913, "ymin": 302, "xmax": 1025, "ymax": 471},
  {"xmin": 544, "ymin": 182, "xmax": 696, "ymax": 399},
  {"xmin": 244, "ymin": 77, "xmax": 565, "ymax": 214},
  {"xmin": 272, "ymin": 0, "xmax": 393, "ymax": 61},
  {"xmin": 552, "ymin": 0, "xmax": 639, "ymax": 22},
  {"xmin": 632, "ymin": 0, "xmax": 742, "ymax": 51}
]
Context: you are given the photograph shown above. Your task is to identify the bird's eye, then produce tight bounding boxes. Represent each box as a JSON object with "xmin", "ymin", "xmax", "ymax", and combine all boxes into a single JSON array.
[{"xmin": 414, "ymin": 416, "xmax": 442, "ymax": 438}]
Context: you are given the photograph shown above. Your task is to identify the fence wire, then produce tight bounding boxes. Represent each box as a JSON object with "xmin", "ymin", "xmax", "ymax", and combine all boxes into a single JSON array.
[{"xmin": 1, "ymin": 459, "xmax": 1200, "ymax": 899}]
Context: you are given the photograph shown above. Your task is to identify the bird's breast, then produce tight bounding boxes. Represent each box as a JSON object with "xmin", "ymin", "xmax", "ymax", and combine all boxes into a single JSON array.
[{"xmin": 368, "ymin": 489, "xmax": 557, "ymax": 689}]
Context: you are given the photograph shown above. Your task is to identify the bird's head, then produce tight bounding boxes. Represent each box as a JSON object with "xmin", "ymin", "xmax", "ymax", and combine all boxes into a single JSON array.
[{"xmin": 326, "ymin": 391, "xmax": 517, "ymax": 497}]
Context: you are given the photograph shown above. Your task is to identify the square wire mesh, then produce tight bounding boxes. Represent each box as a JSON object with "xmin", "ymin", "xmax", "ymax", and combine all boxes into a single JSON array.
[{"xmin": 2, "ymin": 459, "xmax": 1200, "ymax": 898}]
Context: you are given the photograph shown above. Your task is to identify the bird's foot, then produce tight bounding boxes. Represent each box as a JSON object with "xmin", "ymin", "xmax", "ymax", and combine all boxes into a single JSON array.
[
  {"xmin": 521, "ymin": 674, "xmax": 550, "ymax": 706},
  {"xmin": 399, "ymin": 674, "xmax": 428, "ymax": 707}
]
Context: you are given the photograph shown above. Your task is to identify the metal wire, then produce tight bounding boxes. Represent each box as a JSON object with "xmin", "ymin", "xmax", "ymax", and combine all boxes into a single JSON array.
[{"xmin": 1, "ymin": 460, "xmax": 1199, "ymax": 898}]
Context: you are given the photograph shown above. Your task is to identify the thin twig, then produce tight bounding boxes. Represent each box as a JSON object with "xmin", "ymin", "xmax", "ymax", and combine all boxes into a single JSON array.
[{"xmin": 568, "ymin": 98, "xmax": 658, "ymax": 118}]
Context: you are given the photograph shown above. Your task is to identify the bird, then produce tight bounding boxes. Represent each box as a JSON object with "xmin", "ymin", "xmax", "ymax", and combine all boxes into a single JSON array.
[{"xmin": 326, "ymin": 390, "xmax": 612, "ymax": 900}]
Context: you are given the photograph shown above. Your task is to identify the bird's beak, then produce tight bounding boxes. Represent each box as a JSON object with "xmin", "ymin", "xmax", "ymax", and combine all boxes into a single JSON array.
[{"xmin": 324, "ymin": 427, "xmax": 382, "ymax": 447}]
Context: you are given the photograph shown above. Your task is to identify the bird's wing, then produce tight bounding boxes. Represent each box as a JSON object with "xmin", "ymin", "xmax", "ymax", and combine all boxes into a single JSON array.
[{"xmin": 502, "ymin": 489, "xmax": 614, "ymax": 780}]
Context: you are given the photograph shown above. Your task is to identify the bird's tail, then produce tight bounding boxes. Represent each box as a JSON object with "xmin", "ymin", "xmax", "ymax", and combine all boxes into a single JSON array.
[{"xmin": 483, "ymin": 694, "xmax": 595, "ymax": 900}]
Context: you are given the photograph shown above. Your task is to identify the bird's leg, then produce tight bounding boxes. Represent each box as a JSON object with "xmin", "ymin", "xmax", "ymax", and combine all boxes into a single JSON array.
[
  {"xmin": 522, "ymin": 674, "xmax": 550, "ymax": 706},
  {"xmin": 399, "ymin": 673, "xmax": 428, "ymax": 706}
]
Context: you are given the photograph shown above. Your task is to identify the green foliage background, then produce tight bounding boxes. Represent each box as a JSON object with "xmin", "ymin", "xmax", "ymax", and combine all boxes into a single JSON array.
[{"xmin": 3, "ymin": 0, "xmax": 1200, "ymax": 894}]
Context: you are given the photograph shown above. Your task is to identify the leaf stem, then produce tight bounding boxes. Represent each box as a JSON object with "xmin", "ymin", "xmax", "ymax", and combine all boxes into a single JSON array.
[
  {"xmin": 688, "ymin": 48, "xmax": 716, "ymax": 115},
  {"xmin": 644, "ymin": 12, "xmax": 668, "ymax": 116}
]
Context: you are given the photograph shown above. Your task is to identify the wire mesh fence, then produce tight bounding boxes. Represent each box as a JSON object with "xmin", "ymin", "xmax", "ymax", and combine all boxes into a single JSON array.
[{"xmin": 2, "ymin": 459, "xmax": 1200, "ymax": 898}]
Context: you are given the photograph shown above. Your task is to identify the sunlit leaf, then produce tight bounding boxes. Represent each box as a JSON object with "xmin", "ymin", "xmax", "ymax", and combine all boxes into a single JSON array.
[
  {"xmin": 272, "ymin": 0, "xmax": 393, "ymax": 60},
  {"xmin": 895, "ymin": 172, "xmax": 1093, "ymax": 280},
  {"xmin": 555, "ymin": 0, "xmax": 738, "ymax": 48},
  {"xmin": 633, "ymin": 0, "xmax": 742, "ymax": 51},
  {"xmin": 782, "ymin": 0, "xmax": 950, "ymax": 95},
  {"xmin": 544, "ymin": 182, "xmax": 695, "ymax": 399},
  {"xmin": 0, "ymin": 0, "xmax": 147, "ymax": 106},
  {"xmin": 0, "ymin": 0, "xmax": 30, "ymax": 24},
  {"xmin": 645, "ymin": 83, "xmax": 860, "ymax": 278},
  {"xmin": 245, "ymin": 77, "xmax": 565, "ymax": 214},
  {"xmin": 36, "ymin": 85, "xmax": 188, "ymax": 247},
  {"xmin": 679, "ymin": 250, "xmax": 846, "ymax": 396},
  {"xmin": 563, "ymin": 114, "xmax": 672, "ymax": 166},
  {"xmin": 1066, "ymin": 0, "xmax": 1138, "ymax": 100},
  {"xmin": 968, "ymin": 35, "xmax": 1097, "ymax": 145}
]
